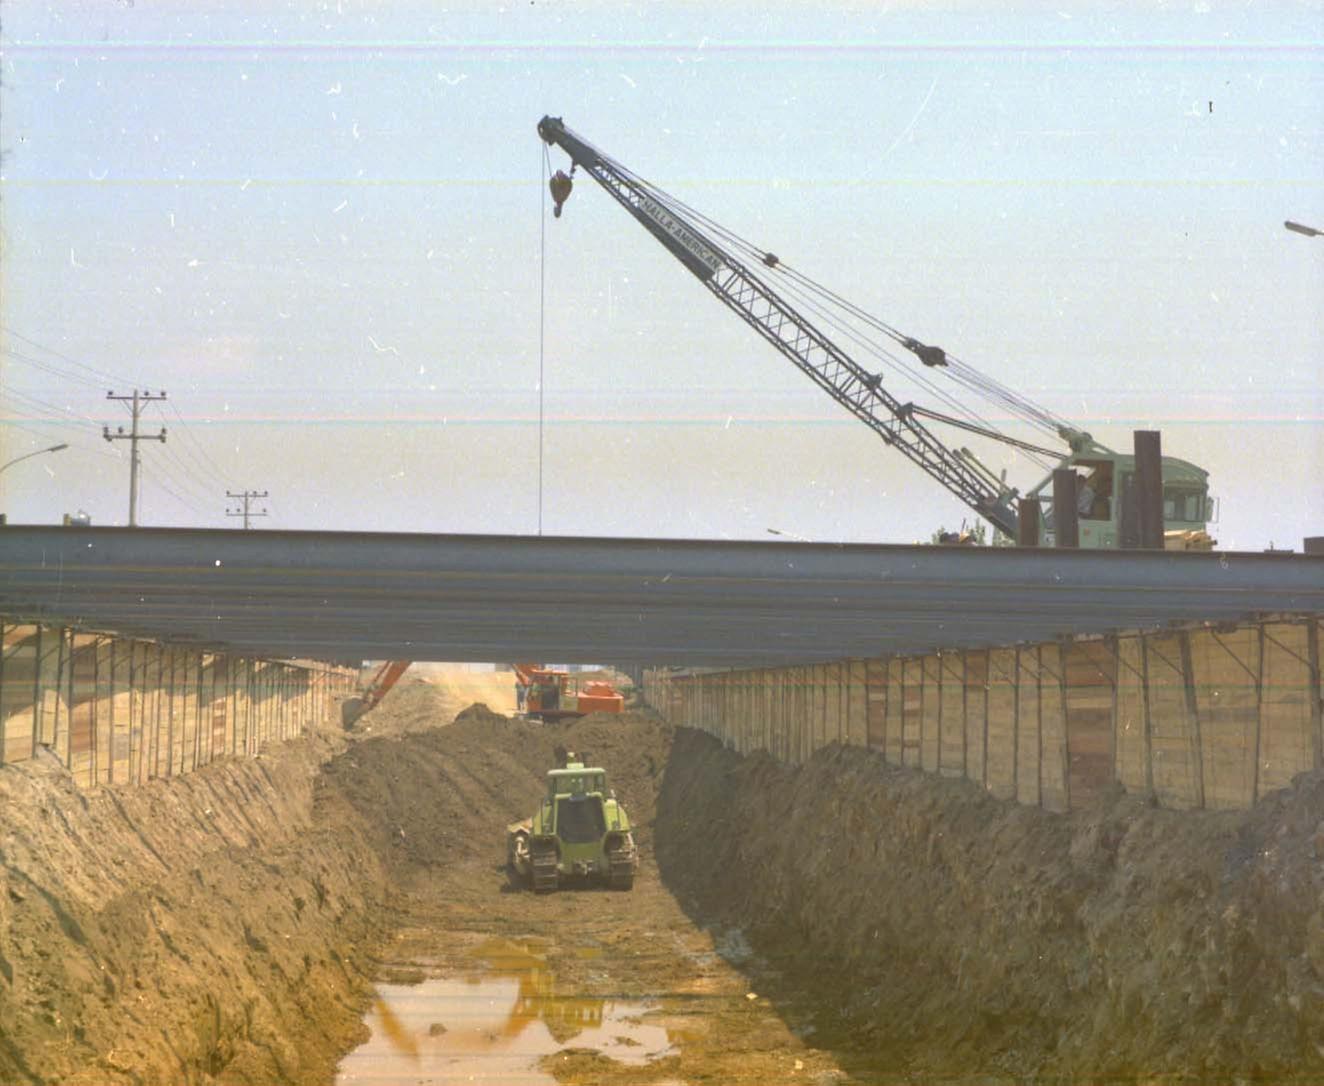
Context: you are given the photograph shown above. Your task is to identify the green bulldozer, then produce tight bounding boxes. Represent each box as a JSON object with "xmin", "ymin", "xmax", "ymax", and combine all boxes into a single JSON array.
[{"xmin": 506, "ymin": 749, "xmax": 637, "ymax": 893}]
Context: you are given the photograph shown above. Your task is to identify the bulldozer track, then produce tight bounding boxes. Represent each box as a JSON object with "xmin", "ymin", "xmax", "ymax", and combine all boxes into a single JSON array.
[
  {"xmin": 607, "ymin": 845, "xmax": 635, "ymax": 891},
  {"xmin": 531, "ymin": 842, "xmax": 560, "ymax": 894}
]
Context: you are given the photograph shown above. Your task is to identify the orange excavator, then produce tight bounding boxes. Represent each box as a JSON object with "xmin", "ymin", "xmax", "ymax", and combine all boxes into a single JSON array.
[
  {"xmin": 513, "ymin": 663, "xmax": 624, "ymax": 722},
  {"xmin": 341, "ymin": 661, "xmax": 624, "ymax": 728},
  {"xmin": 341, "ymin": 660, "xmax": 413, "ymax": 727}
]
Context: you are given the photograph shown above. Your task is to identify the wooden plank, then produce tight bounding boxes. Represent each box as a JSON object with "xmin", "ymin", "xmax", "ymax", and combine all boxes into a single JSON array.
[
  {"xmin": 762, "ymin": 664, "xmax": 773, "ymax": 752},
  {"xmin": 938, "ymin": 653, "xmax": 964, "ymax": 777},
  {"xmin": 885, "ymin": 658, "xmax": 904, "ymax": 765},
  {"xmin": 1145, "ymin": 632, "xmax": 1200, "ymax": 809},
  {"xmin": 815, "ymin": 662, "xmax": 826, "ymax": 757},
  {"xmin": 1039, "ymin": 643, "xmax": 1069, "ymax": 812},
  {"xmin": 1179, "ymin": 632, "xmax": 1206, "ymax": 808},
  {"xmin": 2, "ymin": 624, "xmax": 38, "ymax": 650},
  {"xmin": 964, "ymin": 650, "xmax": 989, "ymax": 789},
  {"xmin": 1, "ymin": 626, "xmax": 40, "ymax": 766},
  {"xmin": 36, "ymin": 627, "xmax": 66, "ymax": 754},
  {"xmin": 126, "ymin": 642, "xmax": 140, "ymax": 783},
  {"xmin": 110, "ymin": 640, "xmax": 132, "ymax": 781},
  {"xmin": 796, "ymin": 667, "xmax": 809, "ymax": 756},
  {"xmin": 148, "ymin": 644, "xmax": 165, "ymax": 779},
  {"xmin": 1115, "ymin": 636, "xmax": 1148, "ymax": 794},
  {"xmin": 95, "ymin": 639, "xmax": 115, "ymax": 786},
  {"xmin": 825, "ymin": 662, "xmax": 843, "ymax": 748},
  {"xmin": 1016, "ymin": 647, "xmax": 1041, "ymax": 807},
  {"xmin": 1188, "ymin": 626, "xmax": 1258, "ymax": 809},
  {"xmin": 192, "ymin": 654, "xmax": 206, "ymax": 769},
  {"xmin": 1064, "ymin": 640, "xmax": 1115, "ymax": 808},
  {"xmin": 985, "ymin": 647, "xmax": 1017, "ymax": 800},
  {"xmin": 866, "ymin": 659, "xmax": 888, "ymax": 751},
  {"xmin": 848, "ymin": 660, "xmax": 867, "ymax": 748},
  {"xmin": 901, "ymin": 657, "xmax": 923, "ymax": 768},
  {"xmin": 921, "ymin": 655, "xmax": 941, "ymax": 772},
  {"xmin": 781, "ymin": 667, "xmax": 792, "ymax": 762},
  {"xmin": 68, "ymin": 638, "xmax": 98, "ymax": 784},
  {"xmin": 1259, "ymin": 621, "xmax": 1314, "ymax": 795},
  {"xmin": 1313, "ymin": 620, "xmax": 1323, "ymax": 774}
]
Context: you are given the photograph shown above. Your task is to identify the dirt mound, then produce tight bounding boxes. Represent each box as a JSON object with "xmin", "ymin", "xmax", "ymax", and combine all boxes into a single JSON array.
[
  {"xmin": 452, "ymin": 702, "xmax": 511, "ymax": 728},
  {"xmin": 344, "ymin": 669, "xmax": 520, "ymax": 737},
  {"xmin": 655, "ymin": 728, "xmax": 1324, "ymax": 1083},
  {"xmin": 345, "ymin": 678, "xmax": 450, "ymax": 737},
  {"xmin": 326, "ymin": 706, "xmax": 671, "ymax": 874},
  {"xmin": 0, "ymin": 736, "xmax": 389, "ymax": 1086}
]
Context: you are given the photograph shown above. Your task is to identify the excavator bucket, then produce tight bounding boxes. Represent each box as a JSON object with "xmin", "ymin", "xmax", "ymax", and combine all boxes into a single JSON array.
[{"xmin": 342, "ymin": 660, "xmax": 412, "ymax": 728}]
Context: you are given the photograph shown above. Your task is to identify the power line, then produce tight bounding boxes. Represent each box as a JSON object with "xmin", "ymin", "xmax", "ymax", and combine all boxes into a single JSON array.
[
  {"xmin": 3, "ymin": 332, "xmax": 238, "ymax": 497},
  {"xmin": 5, "ymin": 415, "xmax": 83, "ymax": 444},
  {"xmin": 164, "ymin": 399, "xmax": 229, "ymax": 480},
  {"xmin": 147, "ymin": 446, "xmax": 217, "ymax": 508},
  {"xmin": 1, "ymin": 326, "xmax": 136, "ymax": 386},
  {"xmin": 5, "ymin": 386, "xmax": 103, "ymax": 427},
  {"xmin": 2, "ymin": 347, "xmax": 113, "ymax": 390},
  {"xmin": 2, "ymin": 415, "xmax": 124, "ymax": 465},
  {"xmin": 142, "ymin": 461, "xmax": 209, "ymax": 518},
  {"xmin": 147, "ymin": 405, "xmax": 224, "ymax": 499}
]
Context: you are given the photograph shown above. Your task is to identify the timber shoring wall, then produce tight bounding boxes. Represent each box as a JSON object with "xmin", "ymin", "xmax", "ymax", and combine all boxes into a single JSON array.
[
  {"xmin": 644, "ymin": 614, "xmax": 1324, "ymax": 812},
  {"xmin": 0, "ymin": 620, "xmax": 356, "ymax": 787}
]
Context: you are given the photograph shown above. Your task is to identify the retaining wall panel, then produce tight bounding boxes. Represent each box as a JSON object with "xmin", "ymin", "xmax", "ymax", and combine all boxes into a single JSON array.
[
  {"xmin": 1064, "ymin": 640, "xmax": 1115, "ymax": 807},
  {"xmin": 964, "ymin": 650, "xmax": 989, "ymax": 789},
  {"xmin": 1145, "ymin": 634, "xmax": 1200, "ymax": 809},
  {"xmin": 985, "ymin": 648, "xmax": 1017, "ymax": 800},
  {"xmin": 939, "ymin": 653, "xmax": 964, "ymax": 777},
  {"xmin": 1016, "ymin": 648, "xmax": 1042, "ymax": 807},
  {"xmin": 1039, "ymin": 643, "xmax": 1069, "ymax": 813},
  {"xmin": 1190, "ymin": 627, "xmax": 1258, "ymax": 809},
  {"xmin": 1260, "ymin": 621, "xmax": 1314, "ymax": 796},
  {"xmin": 847, "ymin": 661, "xmax": 867, "ymax": 748}
]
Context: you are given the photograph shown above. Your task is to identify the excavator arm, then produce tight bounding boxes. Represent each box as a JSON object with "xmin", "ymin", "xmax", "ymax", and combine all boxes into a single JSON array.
[{"xmin": 537, "ymin": 116, "xmax": 1020, "ymax": 537}]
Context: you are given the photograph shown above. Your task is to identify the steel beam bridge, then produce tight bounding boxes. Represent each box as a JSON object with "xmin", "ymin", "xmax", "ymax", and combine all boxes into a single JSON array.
[{"xmin": 2, "ymin": 527, "xmax": 1321, "ymax": 667}]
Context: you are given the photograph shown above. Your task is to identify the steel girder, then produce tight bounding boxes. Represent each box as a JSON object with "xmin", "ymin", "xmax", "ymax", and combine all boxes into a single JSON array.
[{"xmin": 1, "ymin": 526, "xmax": 1320, "ymax": 666}]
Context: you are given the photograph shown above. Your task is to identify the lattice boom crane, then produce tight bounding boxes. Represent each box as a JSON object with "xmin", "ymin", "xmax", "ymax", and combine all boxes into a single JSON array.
[{"xmin": 537, "ymin": 114, "xmax": 1022, "ymax": 537}]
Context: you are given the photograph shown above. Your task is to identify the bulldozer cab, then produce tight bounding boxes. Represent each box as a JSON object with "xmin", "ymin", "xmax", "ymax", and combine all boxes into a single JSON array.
[
  {"xmin": 554, "ymin": 794, "xmax": 608, "ymax": 844},
  {"xmin": 546, "ymin": 760, "xmax": 607, "ymax": 800}
]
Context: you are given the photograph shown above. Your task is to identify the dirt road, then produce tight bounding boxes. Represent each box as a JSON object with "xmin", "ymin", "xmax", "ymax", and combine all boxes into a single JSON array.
[{"xmin": 328, "ymin": 701, "xmax": 855, "ymax": 1085}]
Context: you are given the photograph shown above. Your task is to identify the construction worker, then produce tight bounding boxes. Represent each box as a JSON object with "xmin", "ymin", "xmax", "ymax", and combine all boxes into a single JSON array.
[{"xmin": 515, "ymin": 681, "xmax": 527, "ymax": 712}]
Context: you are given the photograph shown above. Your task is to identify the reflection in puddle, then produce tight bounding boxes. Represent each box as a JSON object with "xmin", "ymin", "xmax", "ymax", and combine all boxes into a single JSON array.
[{"xmin": 335, "ymin": 939, "xmax": 675, "ymax": 1085}]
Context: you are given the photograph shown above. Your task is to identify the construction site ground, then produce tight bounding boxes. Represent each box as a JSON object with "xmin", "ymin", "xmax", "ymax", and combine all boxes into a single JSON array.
[{"xmin": 2, "ymin": 668, "xmax": 1323, "ymax": 1085}]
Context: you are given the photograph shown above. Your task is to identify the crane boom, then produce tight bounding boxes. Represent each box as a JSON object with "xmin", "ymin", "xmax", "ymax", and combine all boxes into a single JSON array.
[{"xmin": 537, "ymin": 115, "xmax": 1020, "ymax": 537}]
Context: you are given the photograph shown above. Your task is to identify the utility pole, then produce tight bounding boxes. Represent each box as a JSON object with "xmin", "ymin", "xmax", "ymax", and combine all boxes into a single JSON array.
[
  {"xmin": 103, "ymin": 390, "xmax": 167, "ymax": 527},
  {"xmin": 226, "ymin": 489, "xmax": 269, "ymax": 529}
]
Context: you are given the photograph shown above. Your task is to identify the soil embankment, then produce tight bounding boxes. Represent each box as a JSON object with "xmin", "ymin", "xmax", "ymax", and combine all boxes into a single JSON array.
[
  {"xmin": 4, "ymin": 671, "xmax": 1323, "ymax": 1084},
  {"xmin": 0, "ymin": 730, "xmax": 386, "ymax": 1086},
  {"xmin": 655, "ymin": 729, "xmax": 1324, "ymax": 1083}
]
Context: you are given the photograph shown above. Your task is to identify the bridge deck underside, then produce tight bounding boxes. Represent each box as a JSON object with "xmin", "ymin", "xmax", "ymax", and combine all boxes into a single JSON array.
[{"xmin": 2, "ymin": 527, "xmax": 1320, "ymax": 666}]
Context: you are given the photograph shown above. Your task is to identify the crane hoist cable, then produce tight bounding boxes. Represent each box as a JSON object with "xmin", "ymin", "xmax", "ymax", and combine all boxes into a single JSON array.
[
  {"xmin": 641, "ymin": 180, "xmax": 1053, "ymax": 459},
  {"xmin": 587, "ymin": 137, "xmax": 1075, "ymax": 447}
]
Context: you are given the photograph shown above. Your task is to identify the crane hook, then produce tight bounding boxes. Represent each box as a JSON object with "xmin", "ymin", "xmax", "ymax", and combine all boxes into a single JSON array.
[{"xmin": 549, "ymin": 169, "xmax": 573, "ymax": 218}]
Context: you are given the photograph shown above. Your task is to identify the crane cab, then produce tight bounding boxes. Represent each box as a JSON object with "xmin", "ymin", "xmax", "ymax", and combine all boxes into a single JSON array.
[{"xmin": 1029, "ymin": 450, "xmax": 1213, "ymax": 550}]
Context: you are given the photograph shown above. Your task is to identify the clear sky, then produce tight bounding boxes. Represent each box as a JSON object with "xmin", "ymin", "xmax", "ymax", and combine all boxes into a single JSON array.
[{"xmin": 2, "ymin": 1, "xmax": 1321, "ymax": 549}]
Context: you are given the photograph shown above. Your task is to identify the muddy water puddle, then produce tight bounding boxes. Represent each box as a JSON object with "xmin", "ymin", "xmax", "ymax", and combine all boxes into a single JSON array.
[{"xmin": 335, "ymin": 938, "xmax": 676, "ymax": 1085}]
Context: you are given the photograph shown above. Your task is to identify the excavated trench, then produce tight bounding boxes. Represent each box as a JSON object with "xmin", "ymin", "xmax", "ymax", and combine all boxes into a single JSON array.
[{"xmin": 2, "ymin": 676, "xmax": 1323, "ymax": 1085}]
